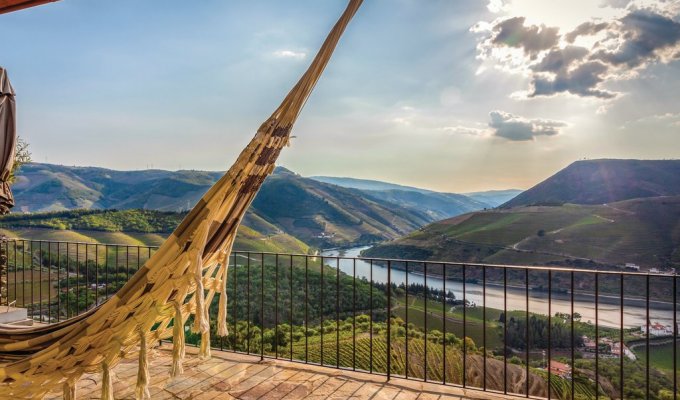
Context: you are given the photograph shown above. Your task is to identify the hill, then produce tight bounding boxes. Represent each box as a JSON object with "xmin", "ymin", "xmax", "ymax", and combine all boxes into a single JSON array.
[
  {"xmin": 502, "ymin": 159, "xmax": 680, "ymax": 208},
  {"xmin": 250, "ymin": 168, "xmax": 430, "ymax": 247},
  {"xmin": 363, "ymin": 196, "xmax": 680, "ymax": 269},
  {"xmin": 0, "ymin": 209, "xmax": 310, "ymax": 253},
  {"xmin": 12, "ymin": 163, "xmax": 223, "ymax": 212},
  {"xmin": 310, "ymin": 175, "xmax": 496, "ymax": 217}
]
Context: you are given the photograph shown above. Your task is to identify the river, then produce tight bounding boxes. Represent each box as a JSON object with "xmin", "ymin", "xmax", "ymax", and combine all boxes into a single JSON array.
[{"xmin": 321, "ymin": 246, "xmax": 677, "ymax": 329}]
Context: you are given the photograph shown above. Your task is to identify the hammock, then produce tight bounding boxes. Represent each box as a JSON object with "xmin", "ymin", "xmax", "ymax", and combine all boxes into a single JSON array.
[{"xmin": 0, "ymin": 1, "xmax": 363, "ymax": 398}]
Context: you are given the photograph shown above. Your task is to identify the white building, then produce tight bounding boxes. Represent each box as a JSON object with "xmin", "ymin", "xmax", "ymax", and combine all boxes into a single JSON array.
[{"xmin": 641, "ymin": 322, "xmax": 674, "ymax": 336}]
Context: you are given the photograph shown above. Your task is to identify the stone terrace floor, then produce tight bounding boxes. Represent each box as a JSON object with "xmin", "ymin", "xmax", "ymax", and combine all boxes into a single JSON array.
[{"xmin": 47, "ymin": 344, "xmax": 511, "ymax": 399}]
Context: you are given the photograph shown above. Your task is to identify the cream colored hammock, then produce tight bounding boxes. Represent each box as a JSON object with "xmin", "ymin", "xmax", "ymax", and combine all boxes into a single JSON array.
[{"xmin": 0, "ymin": 1, "xmax": 363, "ymax": 398}]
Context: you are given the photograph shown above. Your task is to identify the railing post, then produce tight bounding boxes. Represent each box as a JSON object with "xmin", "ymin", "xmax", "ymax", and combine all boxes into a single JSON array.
[
  {"xmin": 247, "ymin": 253, "xmax": 251, "ymax": 355},
  {"xmin": 387, "ymin": 260, "xmax": 391, "ymax": 381},
  {"xmin": 305, "ymin": 255, "xmax": 308, "ymax": 363},
  {"xmin": 405, "ymin": 261, "xmax": 409, "ymax": 379},
  {"xmin": 619, "ymin": 274, "xmax": 624, "ymax": 400},
  {"xmin": 335, "ymin": 257, "xmax": 340, "ymax": 368},
  {"xmin": 548, "ymin": 269, "xmax": 553, "ymax": 400},
  {"xmin": 424, "ymin": 262, "xmax": 428, "ymax": 382},
  {"xmin": 673, "ymin": 273, "xmax": 677, "ymax": 400},
  {"xmin": 0, "ymin": 236, "xmax": 7, "ymax": 307},
  {"xmin": 423, "ymin": 263, "xmax": 430, "ymax": 382},
  {"xmin": 261, "ymin": 253, "xmax": 265, "ymax": 361},
  {"xmin": 463, "ymin": 264, "xmax": 467, "ymax": 388}
]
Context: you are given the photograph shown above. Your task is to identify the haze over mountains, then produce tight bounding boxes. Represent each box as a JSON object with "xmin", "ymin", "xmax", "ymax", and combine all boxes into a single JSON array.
[
  {"xmin": 311, "ymin": 176, "xmax": 520, "ymax": 210},
  {"xmin": 365, "ymin": 159, "xmax": 680, "ymax": 269}
]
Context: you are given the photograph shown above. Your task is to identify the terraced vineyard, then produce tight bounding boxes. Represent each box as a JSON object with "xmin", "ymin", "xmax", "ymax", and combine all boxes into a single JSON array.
[
  {"xmin": 364, "ymin": 196, "xmax": 680, "ymax": 269},
  {"xmin": 219, "ymin": 316, "xmax": 554, "ymax": 397},
  {"xmin": 290, "ymin": 334, "xmax": 453, "ymax": 379}
]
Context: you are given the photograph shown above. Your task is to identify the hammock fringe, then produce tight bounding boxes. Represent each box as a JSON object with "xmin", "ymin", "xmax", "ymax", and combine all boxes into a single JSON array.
[
  {"xmin": 171, "ymin": 302, "xmax": 185, "ymax": 377},
  {"xmin": 199, "ymin": 330, "xmax": 211, "ymax": 360},
  {"xmin": 136, "ymin": 330, "xmax": 150, "ymax": 400},
  {"xmin": 101, "ymin": 360, "xmax": 114, "ymax": 400},
  {"xmin": 63, "ymin": 379, "xmax": 76, "ymax": 400},
  {"xmin": 217, "ymin": 251, "xmax": 229, "ymax": 337}
]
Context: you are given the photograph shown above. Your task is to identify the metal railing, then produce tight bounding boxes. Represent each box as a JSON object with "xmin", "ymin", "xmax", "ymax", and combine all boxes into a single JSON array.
[
  {"xmin": 0, "ymin": 239, "xmax": 677, "ymax": 400},
  {"xmin": 0, "ymin": 239, "xmax": 156, "ymax": 322}
]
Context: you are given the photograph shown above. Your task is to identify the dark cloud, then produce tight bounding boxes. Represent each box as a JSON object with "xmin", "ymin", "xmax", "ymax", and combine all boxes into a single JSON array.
[
  {"xmin": 491, "ymin": 17, "xmax": 560, "ymax": 56},
  {"xmin": 594, "ymin": 10, "xmax": 680, "ymax": 67},
  {"xmin": 565, "ymin": 21, "xmax": 610, "ymax": 43},
  {"xmin": 488, "ymin": 111, "xmax": 567, "ymax": 141},
  {"xmin": 531, "ymin": 60, "xmax": 616, "ymax": 98},
  {"xmin": 475, "ymin": 7, "xmax": 680, "ymax": 99},
  {"xmin": 533, "ymin": 46, "xmax": 590, "ymax": 73}
]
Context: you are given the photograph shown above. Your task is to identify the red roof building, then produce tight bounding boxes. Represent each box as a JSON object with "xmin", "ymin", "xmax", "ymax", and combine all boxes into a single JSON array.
[{"xmin": 549, "ymin": 360, "xmax": 572, "ymax": 378}]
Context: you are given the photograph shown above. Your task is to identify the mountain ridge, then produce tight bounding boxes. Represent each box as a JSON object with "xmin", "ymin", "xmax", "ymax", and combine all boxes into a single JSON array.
[
  {"xmin": 310, "ymin": 175, "xmax": 521, "ymax": 208},
  {"xmin": 501, "ymin": 159, "xmax": 680, "ymax": 208},
  {"xmin": 10, "ymin": 163, "xmax": 446, "ymax": 249}
]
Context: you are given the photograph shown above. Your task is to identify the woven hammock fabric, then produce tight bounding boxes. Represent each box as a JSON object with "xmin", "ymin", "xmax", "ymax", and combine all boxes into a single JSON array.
[{"xmin": 0, "ymin": 1, "xmax": 363, "ymax": 398}]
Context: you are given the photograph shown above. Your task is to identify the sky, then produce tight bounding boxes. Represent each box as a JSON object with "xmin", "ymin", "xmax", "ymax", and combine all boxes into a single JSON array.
[{"xmin": 1, "ymin": 0, "xmax": 679, "ymax": 192}]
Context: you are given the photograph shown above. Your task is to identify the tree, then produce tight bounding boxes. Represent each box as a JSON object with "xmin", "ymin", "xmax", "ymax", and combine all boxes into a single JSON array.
[{"xmin": 8, "ymin": 137, "xmax": 31, "ymax": 183}]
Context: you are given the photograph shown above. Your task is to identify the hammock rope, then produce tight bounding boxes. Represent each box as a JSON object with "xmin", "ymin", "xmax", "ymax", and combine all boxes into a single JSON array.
[{"xmin": 0, "ymin": 1, "xmax": 363, "ymax": 398}]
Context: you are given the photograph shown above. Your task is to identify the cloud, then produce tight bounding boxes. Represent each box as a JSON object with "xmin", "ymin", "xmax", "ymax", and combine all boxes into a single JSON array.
[
  {"xmin": 628, "ymin": 112, "xmax": 680, "ymax": 127},
  {"xmin": 487, "ymin": 0, "xmax": 510, "ymax": 13},
  {"xmin": 565, "ymin": 21, "xmax": 610, "ymax": 43},
  {"xmin": 473, "ymin": 6, "xmax": 680, "ymax": 100},
  {"xmin": 272, "ymin": 49, "xmax": 307, "ymax": 60},
  {"xmin": 488, "ymin": 111, "xmax": 567, "ymax": 141},
  {"xmin": 593, "ymin": 10, "xmax": 680, "ymax": 68},
  {"xmin": 531, "ymin": 60, "xmax": 616, "ymax": 98},
  {"xmin": 490, "ymin": 17, "xmax": 560, "ymax": 56},
  {"xmin": 440, "ymin": 125, "xmax": 490, "ymax": 137}
]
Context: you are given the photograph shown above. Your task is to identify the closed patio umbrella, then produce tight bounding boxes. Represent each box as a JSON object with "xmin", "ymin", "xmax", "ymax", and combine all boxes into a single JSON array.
[{"xmin": 0, "ymin": 67, "xmax": 16, "ymax": 214}]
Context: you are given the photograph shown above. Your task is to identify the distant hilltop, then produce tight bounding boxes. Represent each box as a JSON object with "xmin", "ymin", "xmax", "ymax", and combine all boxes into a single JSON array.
[{"xmin": 502, "ymin": 159, "xmax": 680, "ymax": 208}]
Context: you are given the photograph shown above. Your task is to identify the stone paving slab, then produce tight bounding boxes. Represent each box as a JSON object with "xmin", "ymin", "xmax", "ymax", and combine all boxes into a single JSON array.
[{"xmin": 45, "ymin": 345, "xmax": 514, "ymax": 399}]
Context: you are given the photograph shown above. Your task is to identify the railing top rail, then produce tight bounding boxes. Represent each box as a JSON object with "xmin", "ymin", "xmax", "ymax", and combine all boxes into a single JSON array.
[
  {"xmin": 232, "ymin": 250, "xmax": 678, "ymax": 278},
  {"xmin": 5, "ymin": 238, "xmax": 160, "ymax": 249},
  {"xmin": 5, "ymin": 238, "xmax": 675, "ymax": 277}
]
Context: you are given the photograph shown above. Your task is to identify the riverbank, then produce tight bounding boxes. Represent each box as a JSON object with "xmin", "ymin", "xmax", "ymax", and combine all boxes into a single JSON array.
[{"xmin": 321, "ymin": 246, "xmax": 676, "ymax": 329}]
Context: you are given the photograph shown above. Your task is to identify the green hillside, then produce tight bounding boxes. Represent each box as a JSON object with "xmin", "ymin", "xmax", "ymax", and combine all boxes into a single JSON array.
[
  {"xmin": 12, "ymin": 163, "xmax": 223, "ymax": 212},
  {"xmin": 250, "ymin": 168, "xmax": 430, "ymax": 247},
  {"xmin": 364, "ymin": 196, "xmax": 680, "ymax": 269},
  {"xmin": 0, "ymin": 209, "xmax": 309, "ymax": 254}
]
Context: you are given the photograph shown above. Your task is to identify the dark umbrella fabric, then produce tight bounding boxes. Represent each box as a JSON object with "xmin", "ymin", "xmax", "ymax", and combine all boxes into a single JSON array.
[{"xmin": 0, "ymin": 67, "xmax": 16, "ymax": 214}]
